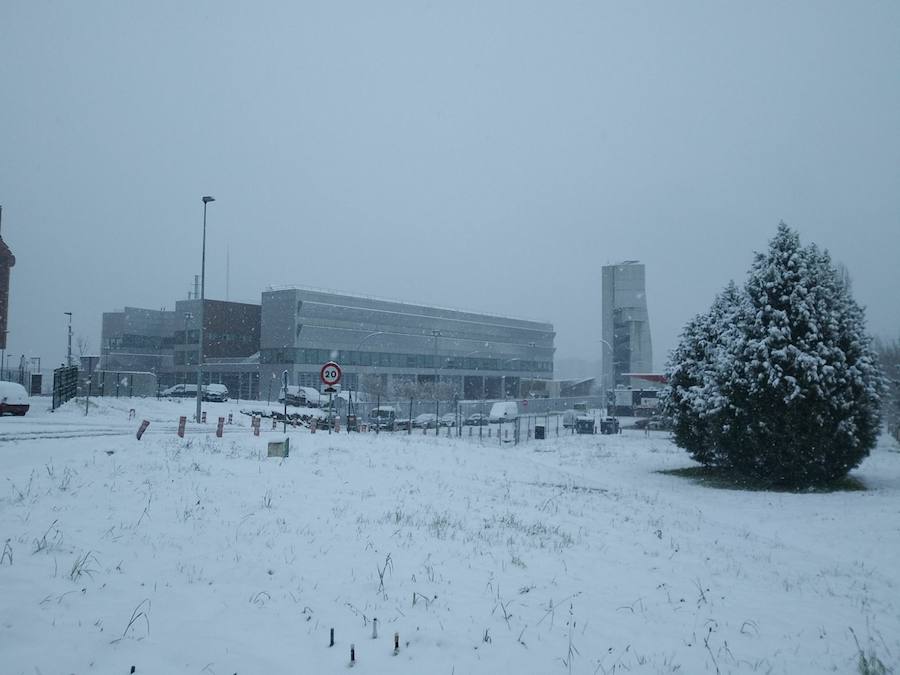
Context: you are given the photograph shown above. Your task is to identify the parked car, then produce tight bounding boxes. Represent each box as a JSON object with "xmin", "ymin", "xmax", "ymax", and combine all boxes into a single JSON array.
[
  {"xmin": 161, "ymin": 384, "xmax": 198, "ymax": 398},
  {"xmin": 464, "ymin": 413, "xmax": 488, "ymax": 426},
  {"xmin": 203, "ymin": 384, "xmax": 229, "ymax": 402},
  {"xmin": 394, "ymin": 417, "xmax": 412, "ymax": 431},
  {"xmin": 0, "ymin": 381, "xmax": 30, "ymax": 416},
  {"xmin": 412, "ymin": 413, "xmax": 438, "ymax": 428},
  {"xmin": 488, "ymin": 401, "xmax": 519, "ymax": 423},
  {"xmin": 369, "ymin": 406, "xmax": 397, "ymax": 431},
  {"xmin": 440, "ymin": 412, "xmax": 457, "ymax": 427}
]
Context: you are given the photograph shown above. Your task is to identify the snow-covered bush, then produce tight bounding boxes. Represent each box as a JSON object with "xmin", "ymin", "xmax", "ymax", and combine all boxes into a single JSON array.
[{"xmin": 663, "ymin": 224, "xmax": 883, "ymax": 486}]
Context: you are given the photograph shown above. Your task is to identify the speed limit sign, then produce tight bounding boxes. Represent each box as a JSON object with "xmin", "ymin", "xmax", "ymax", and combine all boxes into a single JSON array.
[{"xmin": 320, "ymin": 361, "xmax": 342, "ymax": 386}]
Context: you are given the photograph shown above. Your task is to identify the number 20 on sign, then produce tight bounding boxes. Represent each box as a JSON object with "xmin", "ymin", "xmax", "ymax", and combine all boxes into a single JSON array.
[{"xmin": 320, "ymin": 362, "xmax": 342, "ymax": 386}]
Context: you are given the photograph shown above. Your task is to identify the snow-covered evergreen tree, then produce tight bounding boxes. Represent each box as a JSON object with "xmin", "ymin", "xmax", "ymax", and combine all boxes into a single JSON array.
[
  {"xmin": 719, "ymin": 224, "xmax": 882, "ymax": 485},
  {"xmin": 662, "ymin": 282, "xmax": 745, "ymax": 465},
  {"xmin": 665, "ymin": 224, "xmax": 883, "ymax": 486}
]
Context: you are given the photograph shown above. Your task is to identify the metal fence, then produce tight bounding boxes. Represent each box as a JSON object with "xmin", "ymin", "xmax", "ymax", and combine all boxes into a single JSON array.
[
  {"xmin": 51, "ymin": 366, "xmax": 79, "ymax": 410},
  {"xmin": 79, "ymin": 370, "xmax": 159, "ymax": 398}
]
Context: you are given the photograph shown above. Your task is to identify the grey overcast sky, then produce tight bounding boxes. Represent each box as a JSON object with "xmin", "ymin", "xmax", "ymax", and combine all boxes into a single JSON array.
[{"xmin": 2, "ymin": 1, "xmax": 898, "ymax": 371}]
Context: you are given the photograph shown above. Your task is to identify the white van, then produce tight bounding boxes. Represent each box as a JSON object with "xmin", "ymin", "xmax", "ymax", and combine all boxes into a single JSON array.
[{"xmin": 488, "ymin": 401, "xmax": 519, "ymax": 423}]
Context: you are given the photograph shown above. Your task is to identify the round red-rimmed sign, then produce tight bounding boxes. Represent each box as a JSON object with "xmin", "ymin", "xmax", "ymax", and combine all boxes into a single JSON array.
[{"xmin": 320, "ymin": 361, "xmax": 342, "ymax": 386}]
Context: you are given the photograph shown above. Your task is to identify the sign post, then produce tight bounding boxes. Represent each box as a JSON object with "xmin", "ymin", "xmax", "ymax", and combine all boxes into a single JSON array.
[
  {"xmin": 282, "ymin": 369, "xmax": 289, "ymax": 433},
  {"xmin": 320, "ymin": 361, "xmax": 342, "ymax": 435}
]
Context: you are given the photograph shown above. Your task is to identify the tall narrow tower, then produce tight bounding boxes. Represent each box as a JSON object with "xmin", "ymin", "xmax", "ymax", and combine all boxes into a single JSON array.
[
  {"xmin": 0, "ymin": 206, "xmax": 15, "ymax": 350},
  {"xmin": 601, "ymin": 261, "xmax": 652, "ymax": 396}
]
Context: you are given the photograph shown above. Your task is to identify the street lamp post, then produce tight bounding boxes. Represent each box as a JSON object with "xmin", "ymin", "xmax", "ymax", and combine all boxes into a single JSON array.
[
  {"xmin": 598, "ymin": 338, "xmax": 614, "ymax": 416},
  {"xmin": 64, "ymin": 312, "xmax": 73, "ymax": 367},
  {"xmin": 183, "ymin": 312, "xmax": 193, "ymax": 387},
  {"xmin": 432, "ymin": 330, "xmax": 440, "ymax": 435},
  {"xmin": 195, "ymin": 195, "xmax": 215, "ymax": 424}
]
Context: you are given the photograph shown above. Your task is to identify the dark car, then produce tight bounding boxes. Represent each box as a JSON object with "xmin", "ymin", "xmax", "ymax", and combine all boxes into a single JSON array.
[{"xmin": 465, "ymin": 413, "xmax": 488, "ymax": 426}]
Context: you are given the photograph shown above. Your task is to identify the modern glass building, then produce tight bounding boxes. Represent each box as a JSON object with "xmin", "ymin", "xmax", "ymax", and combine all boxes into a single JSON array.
[
  {"xmin": 601, "ymin": 261, "xmax": 653, "ymax": 396},
  {"xmin": 259, "ymin": 287, "xmax": 555, "ymax": 400}
]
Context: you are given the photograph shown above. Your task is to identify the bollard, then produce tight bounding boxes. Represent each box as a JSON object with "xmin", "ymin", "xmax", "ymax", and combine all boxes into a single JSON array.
[
  {"xmin": 227, "ymin": 412, "xmax": 233, "ymax": 425},
  {"xmin": 310, "ymin": 419, "xmax": 317, "ymax": 433},
  {"xmin": 334, "ymin": 417, "xmax": 341, "ymax": 433},
  {"xmin": 272, "ymin": 417, "xmax": 277, "ymax": 430},
  {"xmin": 372, "ymin": 617, "xmax": 378, "ymax": 639},
  {"xmin": 252, "ymin": 416, "xmax": 260, "ymax": 436},
  {"xmin": 201, "ymin": 411, "xmax": 207, "ymax": 424},
  {"xmin": 177, "ymin": 415, "xmax": 186, "ymax": 438},
  {"xmin": 136, "ymin": 419, "xmax": 150, "ymax": 440},
  {"xmin": 216, "ymin": 416, "xmax": 225, "ymax": 438},
  {"xmin": 350, "ymin": 644, "xmax": 356, "ymax": 665},
  {"xmin": 394, "ymin": 632, "xmax": 399, "ymax": 655},
  {"xmin": 329, "ymin": 627, "xmax": 334, "ymax": 647}
]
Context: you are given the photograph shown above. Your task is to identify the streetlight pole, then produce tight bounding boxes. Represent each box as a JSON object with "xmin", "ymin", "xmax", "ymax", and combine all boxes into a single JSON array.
[
  {"xmin": 195, "ymin": 195, "xmax": 215, "ymax": 424},
  {"xmin": 598, "ymin": 338, "xmax": 614, "ymax": 416},
  {"xmin": 183, "ymin": 312, "xmax": 193, "ymax": 387},
  {"xmin": 432, "ymin": 329, "xmax": 440, "ymax": 434},
  {"xmin": 64, "ymin": 312, "xmax": 73, "ymax": 367}
]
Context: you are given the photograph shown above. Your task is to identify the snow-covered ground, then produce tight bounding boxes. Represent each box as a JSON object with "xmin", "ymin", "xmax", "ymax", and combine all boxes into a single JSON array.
[{"xmin": 2, "ymin": 397, "xmax": 899, "ymax": 674}]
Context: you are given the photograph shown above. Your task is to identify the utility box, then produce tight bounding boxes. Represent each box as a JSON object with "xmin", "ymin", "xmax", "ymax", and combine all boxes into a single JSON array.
[{"xmin": 267, "ymin": 438, "xmax": 290, "ymax": 458}]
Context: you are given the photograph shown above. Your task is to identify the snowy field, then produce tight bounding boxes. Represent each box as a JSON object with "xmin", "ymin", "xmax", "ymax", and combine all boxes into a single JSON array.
[{"xmin": 2, "ymin": 397, "xmax": 899, "ymax": 674}]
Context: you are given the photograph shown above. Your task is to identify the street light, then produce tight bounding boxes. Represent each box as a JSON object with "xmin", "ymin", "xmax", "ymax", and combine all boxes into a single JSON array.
[
  {"xmin": 64, "ymin": 312, "xmax": 73, "ymax": 367},
  {"xmin": 432, "ymin": 330, "xmax": 441, "ymax": 434},
  {"xmin": 183, "ymin": 312, "xmax": 193, "ymax": 387},
  {"xmin": 598, "ymin": 338, "xmax": 614, "ymax": 416},
  {"xmin": 195, "ymin": 195, "xmax": 215, "ymax": 424}
]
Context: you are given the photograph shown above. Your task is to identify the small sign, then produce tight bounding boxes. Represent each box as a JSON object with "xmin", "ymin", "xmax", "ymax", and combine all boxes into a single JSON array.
[{"xmin": 320, "ymin": 361, "xmax": 342, "ymax": 386}]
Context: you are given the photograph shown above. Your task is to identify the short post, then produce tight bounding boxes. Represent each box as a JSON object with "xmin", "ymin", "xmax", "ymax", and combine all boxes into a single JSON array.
[
  {"xmin": 216, "ymin": 416, "xmax": 224, "ymax": 438},
  {"xmin": 330, "ymin": 628, "xmax": 334, "ymax": 647},
  {"xmin": 350, "ymin": 644, "xmax": 355, "ymax": 665},
  {"xmin": 394, "ymin": 632, "xmax": 399, "ymax": 654},
  {"xmin": 201, "ymin": 411, "xmax": 207, "ymax": 424},
  {"xmin": 177, "ymin": 415, "xmax": 186, "ymax": 438},
  {"xmin": 136, "ymin": 419, "xmax": 150, "ymax": 440},
  {"xmin": 372, "ymin": 617, "xmax": 378, "ymax": 639}
]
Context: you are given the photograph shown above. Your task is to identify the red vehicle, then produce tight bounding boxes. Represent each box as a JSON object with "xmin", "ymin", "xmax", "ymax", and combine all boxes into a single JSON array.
[{"xmin": 0, "ymin": 382, "xmax": 30, "ymax": 416}]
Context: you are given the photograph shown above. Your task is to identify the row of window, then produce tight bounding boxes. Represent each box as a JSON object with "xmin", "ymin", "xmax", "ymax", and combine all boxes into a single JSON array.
[{"xmin": 260, "ymin": 348, "xmax": 551, "ymax": 373}]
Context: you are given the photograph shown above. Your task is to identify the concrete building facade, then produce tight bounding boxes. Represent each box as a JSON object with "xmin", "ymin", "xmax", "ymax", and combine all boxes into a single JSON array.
[{"xmin": 601, "ymin": 261, "xmax": 653, "ymax": 396}]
